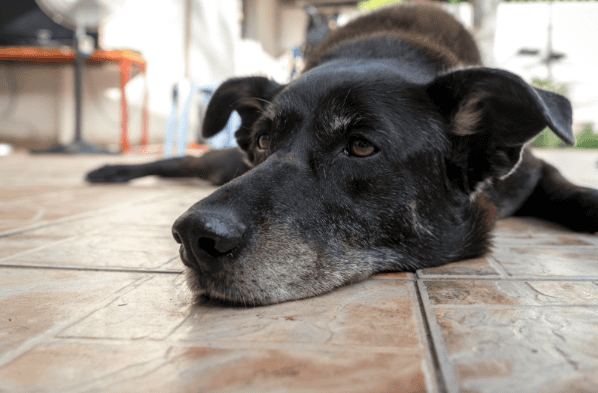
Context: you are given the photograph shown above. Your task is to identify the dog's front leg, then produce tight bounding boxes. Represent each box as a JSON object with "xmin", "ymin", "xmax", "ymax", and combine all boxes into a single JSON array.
[{"xmin": 86, "ymin": 148, "xmax": 250, "ymax": 186}]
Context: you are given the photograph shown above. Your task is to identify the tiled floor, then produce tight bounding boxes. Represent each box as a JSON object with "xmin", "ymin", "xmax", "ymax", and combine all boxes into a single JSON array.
[{"xmin": 1, "ymin": 149, "xmax": 598, "ymax": 393}]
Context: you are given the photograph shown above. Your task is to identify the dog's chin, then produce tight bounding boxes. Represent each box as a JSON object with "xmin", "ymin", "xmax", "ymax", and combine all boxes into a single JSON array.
[
  {"xmin": 183, "ymin": 262, "xmax": 372, "ymax": 307},
  {"xmin": 183, "ymin": 267, "xmax": 306, "ymax": 307}
]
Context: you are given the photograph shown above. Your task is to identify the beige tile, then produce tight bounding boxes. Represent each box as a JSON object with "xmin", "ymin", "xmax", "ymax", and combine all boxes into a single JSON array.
[
  {"xmin": 0, "ymin": 268, "xmax": 144, "ymax": 354},
  {"xmin": 173, "ymin": 280, "xmax": 424, "ymax": 350},
  {"xmin": 0, "ymin": 186, "xmax": 73, "ymax": 202},
  {"xmin": 59, "ymin": 274, "xmax": 190, "ymax": 340},
  {"xmin": 494, "ymin": 247, "xmax": 598, "ymax": 277},
  {"xmin": 0, "ymin": 232, "xmax": 72, "ymax": 259},
  {"xmin": 425, "ymin": 280, "xmax": 598, "ymax": 306},
  {"xmin": 0, "ymin": 193, "xmax": 201, "ymax": 270},
  {"xmin": 0, "ymin": 214, "xmax": 113, "ymax": 239},
  {"xmin": 434, "ymin": 307, "xmax": 598, "ymax": 393},
  {"xmin": 0, "ymin": 152, "xmax": 159, "ymax": 187},
  {"xmin": 418, "ymin": 257, "xmax": 500, "ymax": 277},
  {"xmin": 493, "ymin": 217, "xmax": 575, "ymax": 237},
  {"xmin": 0, "ymin": 341, "xmax": 432, "ymax": 393},
  {"xmin": 0, "ymin": 186, "xmax": 172, "ymax": 233},
  {"xmin": 6, "ymin": 235, "xmax": 180, "ymax": 270},
  {"xmin": 493, "ymin": 234, "xmax": 598, "ymax": 248},
  {"xmin": 103, "ymin": 223, "xmax": 175, "ymax": 238}
]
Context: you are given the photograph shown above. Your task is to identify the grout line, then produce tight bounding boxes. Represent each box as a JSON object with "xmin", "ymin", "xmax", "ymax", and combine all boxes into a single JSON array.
[
  {"xmin": 487, "ymin": 254, "xmax": 511, "ymax": 276},
  {"xmin": 156, "ymin": 256, "xmax": 181, "ymax": 269},
  {"xmin": 0, "ymin": 264, "xmax": 183, "ymax": 275},
  {"xmin": 407, "ymin": 282, "xmax": 441, "ymax": 393},
  {"xmin": 425, "ymin": 303, "xmax": 598, "ymax": 309},
  {"xmin": 416, "ymin": 275, "xmax": 598, "ymax": 281},
  {"xmin": 416, "ymin": 280, "xmax": 460, "ymax": 393},
  {"xmin": 413, "ymin": 280, "xmax": 449, "ymax": 393},
  {"xmin": 494, "ymin": 244, "xmax": 598, "ymax": 250}
]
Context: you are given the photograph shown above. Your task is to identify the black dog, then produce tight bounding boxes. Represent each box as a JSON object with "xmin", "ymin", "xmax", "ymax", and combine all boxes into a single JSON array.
[{"xmin": 87, "ymin": 4, "xmax": 598, "ymax": 305}]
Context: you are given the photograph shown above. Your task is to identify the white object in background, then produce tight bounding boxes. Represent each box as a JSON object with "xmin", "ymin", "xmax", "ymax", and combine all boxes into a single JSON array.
[
  {"xmin": 0, "ymin": 143, "xmax": 14, "ymax": 156},
  {"xmin": 163, "ymin": 82, "xmax": 239, "ymax": 158}
]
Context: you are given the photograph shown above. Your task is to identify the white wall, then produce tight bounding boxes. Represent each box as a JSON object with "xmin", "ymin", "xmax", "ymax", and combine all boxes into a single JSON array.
[
  {"xmin": 0, "ymin": 0, "xmax": 245, "ymax": 149},
  {"xmin": 0, "ymin": 65, "xmax": 64, "ymax": 146},
  {"xmin": 446, "ymin": 2, "xmax": 598, "ymax": 129}
]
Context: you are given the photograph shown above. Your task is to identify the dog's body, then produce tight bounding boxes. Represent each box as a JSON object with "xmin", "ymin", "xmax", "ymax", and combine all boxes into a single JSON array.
[{"xmin": 88, "ymin": 4, "xmax": 598, "ymax": 305}]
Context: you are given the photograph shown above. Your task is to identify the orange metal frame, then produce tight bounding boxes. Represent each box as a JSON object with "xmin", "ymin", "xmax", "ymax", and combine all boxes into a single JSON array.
[{"xmin": 0, "ymin": 47, "xmax": 148, "ymax": 153}]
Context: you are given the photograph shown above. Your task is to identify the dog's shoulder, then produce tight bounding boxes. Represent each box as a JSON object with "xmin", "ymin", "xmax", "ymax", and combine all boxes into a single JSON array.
[{"xmin": 305, "ymin": 3, "xmax": 481, "ymax": 70}]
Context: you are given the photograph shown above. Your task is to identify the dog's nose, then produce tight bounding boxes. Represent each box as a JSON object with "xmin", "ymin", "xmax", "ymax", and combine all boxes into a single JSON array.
[{"xmin": 172, "ymin": 210, "xmax": 246, "ymax": 270}]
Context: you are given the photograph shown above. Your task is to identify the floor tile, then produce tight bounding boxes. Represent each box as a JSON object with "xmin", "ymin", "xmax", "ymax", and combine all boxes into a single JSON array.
[
  {"xmin": 418, "ymin": 257, "xmax": 500, "ymax": 277},
  {"xmin": 425, "ymin": 280, "xmax": 598, "ymax": 306},
  {"xmin": 493, "ymin": 217, "xmax": 576, "ymax": 238},
  {"xmin": 0, "ymin": 268, "xmax": 144, "ymax": 355},
  {"xmin": 59, "ymin": 274, "xmax": 190, "ymax": 340},
  {"xmin": 0, "ymin": 271, "xmax": 438, "ymax": 393},
  {"xmin": 0, "ymin": 194, "xmax": 202, "ymax": 271},
  {"xmin": 0, "ymin": 232, "xmax": 72, "ymax": 259},
  {"xmin": 492, "ymin": 233, "xmax": 598, "ymax": 248},
  {"xmin": 173, "ymin": 280, "xmax": 424, "ymax": 350},
  {"xmin": 433, "ymin": 307, "xmax": 598, "ymax": 393},
  {"xmin": 0, "ymin": 186, "xmax": 172, "ymax": 233},
  {"xmin": 0, "ymin": 341, "xmax": 431, "ymax": 393},
  {"xmin": 59, "ymin": 276, "xmax": 427, "ymax": 352},
  {"xmin": 4, "ymin": 235, "xmax": 180, "ymax": 270},
  {"xmin": 493, "ymin": 247, "xmax": 598, "ymax": 277}
]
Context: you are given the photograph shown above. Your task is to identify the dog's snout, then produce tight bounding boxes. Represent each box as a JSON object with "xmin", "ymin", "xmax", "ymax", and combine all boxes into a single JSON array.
[{"xmin": 172, "ymin": 210, "xmax": 246, "ymax": 270}]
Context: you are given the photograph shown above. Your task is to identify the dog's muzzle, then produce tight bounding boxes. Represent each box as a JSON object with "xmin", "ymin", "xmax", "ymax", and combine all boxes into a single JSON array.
[{"xmin": 172, "ymin": 209, "xmax": 246, "ymax": 272}]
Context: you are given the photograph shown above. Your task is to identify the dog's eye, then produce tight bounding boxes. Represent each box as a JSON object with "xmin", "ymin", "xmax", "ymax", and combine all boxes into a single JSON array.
[
  {"xmin": 257, "ymin": 134, "xmax": 270, "ymax": 151},
  {"xmin": 348, "ymin": 137, "xmax": 377, "ymax": 157}
]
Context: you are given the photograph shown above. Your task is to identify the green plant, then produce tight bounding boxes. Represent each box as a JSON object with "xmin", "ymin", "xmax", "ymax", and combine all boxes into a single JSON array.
[
  {"xmin": 529, "ymin": 79, "xmax": 569, "ymax": 148},
  {"xmin": 529, "ymin": 128, "xmax": 566, "ymax": 148},
  {"xmin": 573, "ymin": 124, "xmax": 598, "ymax": 149},
  {"xmin": 358, "ymin": 0, "xmax": 405, "ymax": 12},
  {"xmin": 533, "ymin": 79, "xmax": 567, "ymax": 96},
  {"xmin": 530, "ymin": 124, "xmax": 598, "ymax": 149}
]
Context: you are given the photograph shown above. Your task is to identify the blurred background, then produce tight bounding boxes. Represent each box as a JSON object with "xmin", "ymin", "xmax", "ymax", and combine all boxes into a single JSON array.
[{"xmin": 0, "ymin": 0, "xmax": 597, "ymax": 154}]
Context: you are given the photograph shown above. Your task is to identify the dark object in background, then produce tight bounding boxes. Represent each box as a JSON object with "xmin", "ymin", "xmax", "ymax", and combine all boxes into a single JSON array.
[
  {"xmin": 303, "ymin": 4, "xmax": 338, "ymax": 57},
  {"xmin": 87, "ymin": 148, "xmax": 250, "ymax": 186},
  {"xmin": 0, "ymin": 0, "xmax": 98, "ymax": 47}
]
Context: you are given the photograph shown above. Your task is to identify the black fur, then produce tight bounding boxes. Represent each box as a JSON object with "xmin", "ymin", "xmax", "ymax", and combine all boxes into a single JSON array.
[{"xmin": 87, "ymin": 4, "xmax": 596, "ymax": 306}]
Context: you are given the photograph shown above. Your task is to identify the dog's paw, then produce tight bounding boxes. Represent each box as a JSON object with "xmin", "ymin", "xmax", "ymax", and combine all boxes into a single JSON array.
[{"xmin": 85, "ymin": 165, "xmax": 138, "ymax": 183}]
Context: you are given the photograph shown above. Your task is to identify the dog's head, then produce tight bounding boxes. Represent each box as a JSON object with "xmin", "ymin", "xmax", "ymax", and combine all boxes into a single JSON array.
[{"xmin": 173, "ymin": 62, "xmax": 573, "ymax": 305}]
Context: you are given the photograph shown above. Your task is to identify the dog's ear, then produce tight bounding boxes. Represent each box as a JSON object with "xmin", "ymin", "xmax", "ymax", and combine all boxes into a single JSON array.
[
  {"xmin": 427, "ymin": 67, "xmax": 574, "ymax": 193},
  {"xmin": 202, "ymin": 77, "xmax": 285, "ymax": 152}
]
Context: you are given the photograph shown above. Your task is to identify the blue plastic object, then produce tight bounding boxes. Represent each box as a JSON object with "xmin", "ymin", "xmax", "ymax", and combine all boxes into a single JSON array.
[{"xmin": 164, "ymin": 82, "xmax": 239, "ymax": 157}]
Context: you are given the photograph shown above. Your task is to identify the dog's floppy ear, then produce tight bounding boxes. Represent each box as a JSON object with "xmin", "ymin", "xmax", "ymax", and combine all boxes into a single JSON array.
[
  {"xmin": 202, "ymin": 76, "xmax": 284, "ymax": 152},
  {"xmin": 427, "ymin": 67, "xmax": 574, "ymax": 193}
]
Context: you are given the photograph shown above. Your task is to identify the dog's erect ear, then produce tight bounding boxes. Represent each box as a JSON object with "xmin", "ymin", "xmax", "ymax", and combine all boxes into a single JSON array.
[
  {"xmin": 427, "ymin": 67, "xmax": 574, "ymax": 193},
  {"xmin": 202, "ymin": 77, "xmax": 285, "ymax": 152}
]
